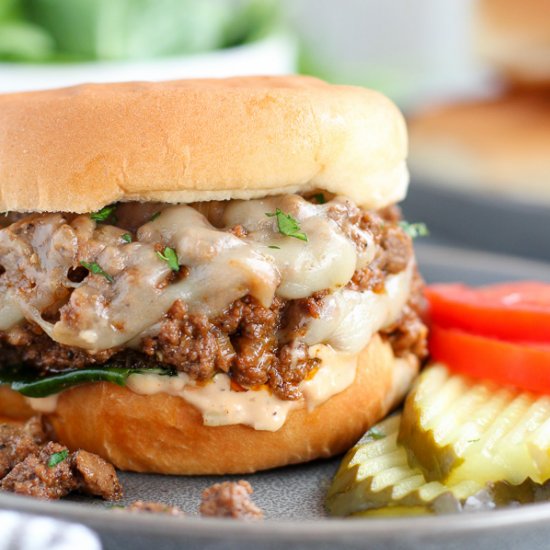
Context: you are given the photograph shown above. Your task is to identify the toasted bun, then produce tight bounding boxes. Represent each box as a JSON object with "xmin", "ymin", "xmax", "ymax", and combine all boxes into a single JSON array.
[
  {"xmin": 0, "ymin": 76, "xmax": 408, "ymax": 214},
  {"xmin": 408, "ymin": 91, "xmax": 550, "ymax": 203},
  {"xmin": 476, "ymin": 0, "xmax": 550, "ymax": 84},
  {"xmin": 0, "ymin": 336, "xmax": 418, "ymax": 474},
  {"xmin": 0, "ymin": 386, "xmax": 35, "ymax": 420}
]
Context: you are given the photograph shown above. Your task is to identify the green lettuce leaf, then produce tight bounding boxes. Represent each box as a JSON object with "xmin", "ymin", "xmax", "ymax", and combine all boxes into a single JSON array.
[{"xmin": 0, "ymin": 365, "xmax": 174, "ymax": 398}]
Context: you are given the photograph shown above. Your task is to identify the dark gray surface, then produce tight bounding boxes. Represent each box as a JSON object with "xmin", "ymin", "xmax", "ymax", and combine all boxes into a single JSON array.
[
  {"xmin": 416, "ymin": 242, "xmax": 550, "ymax": 284},
  {"xmin": 403, "ymin": 179, "xmax": 550, "ymax": 262},
  {"xmin": 88, "ymin": 457, "xmax": 337, "ymax": 520},
  {"xmin": 2, "ymin": 243, "xmax": 550, "ymax": 549}
]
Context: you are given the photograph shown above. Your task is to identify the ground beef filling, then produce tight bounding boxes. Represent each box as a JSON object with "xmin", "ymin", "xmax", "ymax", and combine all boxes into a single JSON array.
[
  {"xmin": 0, "ymin": 417, "xmax": 122, "ymax": 500},
  {"xmin": 200, "ymin": 480, "xmax": 263, "ymax": 520},
  {"xmin": 0, "ymin": 207, "xmax": 427, "ymax": 401},
  {"xmin": 344, "ymin": 206, "xmax": 413, "ymax": 293}
]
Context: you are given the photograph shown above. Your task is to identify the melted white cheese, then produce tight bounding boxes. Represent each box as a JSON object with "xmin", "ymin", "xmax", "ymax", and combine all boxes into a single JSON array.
[
  {"xmin": 221, "ymin": 196, "xmax": 359, "ymax": 299},
  {"xmin": 125, "ymin": 343, "xmax": 359, "ymax": 431},
  {"xmin": 0, "ymin": 195, "xmax": 375, "ymax": 352},
  {"xmin": 302, "ymin": 264, "xmax": 413, "ymax": 353},
  {"xmin": 0, "ymin": 296, "xmax": 23, "ymax": 331}
]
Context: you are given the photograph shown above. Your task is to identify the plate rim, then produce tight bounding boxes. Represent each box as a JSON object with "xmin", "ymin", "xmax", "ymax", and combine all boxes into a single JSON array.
[{"xmin": 2, "ymin": 491, "xmax": 550, "ymax": 542}]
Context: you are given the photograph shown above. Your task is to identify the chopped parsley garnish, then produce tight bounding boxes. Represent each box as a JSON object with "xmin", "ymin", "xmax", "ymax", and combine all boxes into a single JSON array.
[
  {"xmin": 268, "ymin": 245, "xmax": 281, "ymax": 250},
  {"xmin": 80, "ymin": 261, "xmax": 115, "ymax": 283},
  {"xmin": 156, "ymin": 247, "xmax": 179, "ymax": 271},
  {"xmin": 366, "ymin": 427, "xmax": 386, "ymax": 440},
  {"xmin": 121, "ymin": 233, "xmax": 132, "ymax": 243},
  {"xmin": 48, "ymin": 449, "xmax": 69, "ymax": 468},
  {"xmin": 399, "ymin": 221, "xmax": 429, "ymax": 239},
  {"xmin": 150, "ymin": 211, "xmax": 161, "ymax": 221},
  {"xmin": 313, "ymin": 193, "xmax": 326, "ymax": 204},
  {"xmin": 91, "ymin": 205, "xmax": 117, "ymax": 223},
  {"xmin": 265, "ymin": 209, "xmax": 308, "ymax": 242}
]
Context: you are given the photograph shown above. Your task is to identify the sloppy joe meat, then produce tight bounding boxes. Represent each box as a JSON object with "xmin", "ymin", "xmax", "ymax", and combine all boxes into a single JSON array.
[
  {"xmin": 200, "ymin": 480, "xmax": 263, "ymax": 520},
  {"xmin": 72, "ymin": 449, "xmax": 123, "ymax": 501},
  {"xmin": 0, "ymin": 416, "xmax": 46, "ymax": 477},
  {"xmin": 126, "ymin": 500, "xmax": 184, "ymax": 515},
  {"xmin": 1, "ymin": 441, "xmax": 78, "ymax": 500},
  {"xmin": 0, "ymin": 417, "xmax": 122, "ymax": 501},
  {"xmin": 0, "ymin": 196, "xmax": 427, "ymax": 401}
]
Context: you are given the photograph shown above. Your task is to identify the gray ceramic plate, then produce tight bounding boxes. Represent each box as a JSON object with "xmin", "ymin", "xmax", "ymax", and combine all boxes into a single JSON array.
[
  {"xmin": 402, "ymin": 179, "xmax": 550, "ymax": 262},
  {"xmin": 2, "ymin": 243, "xmax": 550, "ymax": 550}
]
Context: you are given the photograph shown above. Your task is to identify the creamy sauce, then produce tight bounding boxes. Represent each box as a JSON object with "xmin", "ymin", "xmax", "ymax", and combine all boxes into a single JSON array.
[
  {"xmin": 24, "ymin": 395, "xmax": 59, "ymax": 413},
  {"xmin": 126, "ymin": 344, "xmax": 359, "ymax": 431},
  {"xmin": 23, "ymin": 342, "xmax": 417, "ymax": 431}
]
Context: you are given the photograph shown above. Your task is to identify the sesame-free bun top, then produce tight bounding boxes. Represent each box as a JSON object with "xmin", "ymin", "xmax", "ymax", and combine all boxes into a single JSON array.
[
  {"xmin": 477, "ymin": 0, "xmax": 550, "ymax": 84},
  {"xmin": 408, "ymin": 91, "xmax": 550, "ymax": 203},
  {"xmin": 0, "ymin": 76, "xmax": 408, "ymax": 214}
]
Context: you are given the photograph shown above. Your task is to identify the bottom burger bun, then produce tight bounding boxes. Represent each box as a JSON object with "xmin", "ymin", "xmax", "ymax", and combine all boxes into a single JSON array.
[
  {"xmin": 0, "ymin": 386, "xmax": 35, "ymax": 420},
  {"xmin": 0, "ymin": 335, "xmax": 418, "ymax": 474}
]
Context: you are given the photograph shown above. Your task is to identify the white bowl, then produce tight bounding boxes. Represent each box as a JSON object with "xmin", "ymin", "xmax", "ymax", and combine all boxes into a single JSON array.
[{"xmin": 0, "ymin": 33, "xmax": 297, "ymax": 93}]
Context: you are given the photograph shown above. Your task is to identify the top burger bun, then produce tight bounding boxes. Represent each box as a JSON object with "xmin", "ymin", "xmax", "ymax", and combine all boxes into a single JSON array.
[
  {"xmin": 477, "ymin": 0, "xmax": 550, "ymax": 84},
  {"xmin": 0, "ymin": 76, "xmax": 408, "ymax": 213}
]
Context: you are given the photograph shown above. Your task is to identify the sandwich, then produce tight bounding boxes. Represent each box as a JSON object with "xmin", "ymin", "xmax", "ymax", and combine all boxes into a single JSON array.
[
  {"xmin": 0, "ymin": 76, "xmax": 426, "ymax": 474},
  {"xmin": 476, "ymin": 0, "xmax": 550, "ymax": 85}
]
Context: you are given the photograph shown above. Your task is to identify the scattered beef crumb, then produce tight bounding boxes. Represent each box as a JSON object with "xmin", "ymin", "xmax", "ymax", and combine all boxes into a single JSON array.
[
  {"xmin": 0, "ymin": 417, "xmax": 46, "ymax": 477},
  {"xmin": 0, "ymin": 417, "xmax": 122, "ymax": 501},
  {"xmin": 200, "ymin": 480, "xmax": 263, "ymax": 520},
  {"xmin": 21, "ymin": 416, "xmax": 47, "ymax": 445},
  {"xmin": 1, "ymin": 441, "xmax": 77, "ymax": 499},
  {"xmin": 126, "ymin": 500, "xmax": 184, "ymax": 516},
  {"xmin": 72, "ymin": 450, "xmax": 123, "ymax": 501}
]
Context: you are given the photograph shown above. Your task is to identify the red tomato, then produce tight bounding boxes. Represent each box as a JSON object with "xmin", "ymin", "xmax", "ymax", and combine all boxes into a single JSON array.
[
  {"xmin": 425, "ymin": 282, "xmax": 550, "ymax": 343},
  {"xmin": 429, "ymin": 325, "xmax": 550, "ymax": 394}
]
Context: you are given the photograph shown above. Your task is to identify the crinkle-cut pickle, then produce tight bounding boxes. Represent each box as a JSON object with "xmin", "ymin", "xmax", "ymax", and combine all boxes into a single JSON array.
[
  {"xmin": 325, "ymin": 415, "xmax": 481, "ymax": 517},
  {"xmin": 326, "ymin": 366, "xmax": 550, "ymax": 517},
  {"xmin": 399, "ymin": 365, "xmax": 550, "ymax": 486}
]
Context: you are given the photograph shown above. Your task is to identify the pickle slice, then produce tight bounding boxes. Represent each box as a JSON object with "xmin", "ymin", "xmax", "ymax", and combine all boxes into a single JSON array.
[
  {"xmin": 399, "ymin": 365, "xmax": 550, "ymax": 486},
  {"xmin": 328, "ymin": 366, "xmax": 550, "ymax": 517},
  {"xmin": 325, "ymin": 414, "xmax": 481, "ymax": 517}
]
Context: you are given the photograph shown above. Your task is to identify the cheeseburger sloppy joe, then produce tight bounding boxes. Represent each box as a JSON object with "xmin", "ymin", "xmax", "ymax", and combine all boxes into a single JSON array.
[{"xmin": 0, "ymin": 76, "xmax": 426, "ymax": 474}]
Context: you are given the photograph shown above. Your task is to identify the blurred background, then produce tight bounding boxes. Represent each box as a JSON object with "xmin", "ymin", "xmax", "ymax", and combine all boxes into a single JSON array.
[{"xmin": 0, "ymin": 0, "xmax": 548, "ymax": 260}]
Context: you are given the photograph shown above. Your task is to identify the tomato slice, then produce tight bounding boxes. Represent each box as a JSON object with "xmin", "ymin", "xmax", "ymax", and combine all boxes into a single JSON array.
[
  {"xmin": 425, "ymin": 282, "xmax": 550, "ymax": 343},
  {"xmin": 429, "ymin": 324, "xmax": 550, "ymax": 394}
]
